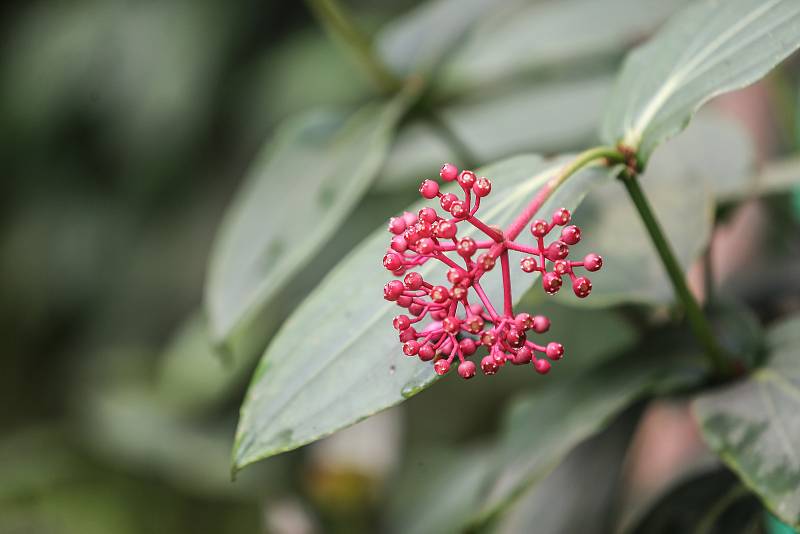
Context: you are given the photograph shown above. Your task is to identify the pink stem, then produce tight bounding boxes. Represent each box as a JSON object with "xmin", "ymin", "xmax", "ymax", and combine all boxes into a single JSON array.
[
  {"xmin": 434, "ymin": 252, "xmax": 465, "ymax": 272},
  {"xmin": 437, "ymin": 240, "xmax": 493, "ymax": 252},
  {"xmin": 504, "ymin": 180, "xmax": 555, "ymax": 241},
  {"xmin": 500, "ymin": 250, "xmax": 513, "ymax": 316},
  {"xmin": 467, "ymin": 216, "xmax": 503, "ymax": 242},
  {"xmin": 506, "ymin": 242, "xmax": 540, "ymax": 255},
  {"xmin": 473, "ymin": 281, "xmax": 500, "ymax": 321},
  {"xmin": 470, "ymin": 197, "xmax": 481, "ymax": 216}
]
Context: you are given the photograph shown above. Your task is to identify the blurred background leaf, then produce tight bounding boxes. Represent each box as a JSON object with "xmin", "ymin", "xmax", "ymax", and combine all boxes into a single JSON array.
[
  {"xmin": 1, "ymin": 0, "xmax": 799, "ymax": 532},
  {"xmin": 205, "ymin": 88, "xmax": 418, "ymax": 358}
]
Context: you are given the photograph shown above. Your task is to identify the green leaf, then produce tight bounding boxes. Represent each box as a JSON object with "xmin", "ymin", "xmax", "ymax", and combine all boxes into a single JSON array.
[
  {"xmin": 233, "ymin": 28, "xmax": 372, "ymax": 143},
  {"xmin": 205, "ymin": 87, "xmax": 417, "ymax": 354},
  {"xmin": 377, "ymin": 76, "xmax": 613, "ymax": 190},
  {"xmin": 693, "ymin": 314, "xmax": 800, "ymax": 528},
  {"xmin": 438, "ymin": 0, "xmax": 690, "ymax": 94},
  {"xmin": 78, "ymin": 379, "xmax": 283, "ymax": 499},
  {"xmin": 375, "ymin": 0, "xmax": 498, "ymax": 76},
  {"xmin": 155, "ymin": 313, "xmax": 251, "ymax": 416},
  {"xmin": 232, "ymin": 154, "xmax": 611, "ymax": 471},
  {"xmin": 566, "ymin": 112, "xmax": 754, "ymax": 306},
  {"xmin": 602, "ymin": 0, "xmax": 800, "ymax": 162},
  {"xmin": 388, "ymin": 352, "xmax": 704, "ymax": 534}
]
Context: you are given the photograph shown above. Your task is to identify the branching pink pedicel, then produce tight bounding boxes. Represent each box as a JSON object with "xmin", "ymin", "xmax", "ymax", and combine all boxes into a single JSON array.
[{"xmin": 382, "ymin": 163, "xmax": 603, "ymax": 379}]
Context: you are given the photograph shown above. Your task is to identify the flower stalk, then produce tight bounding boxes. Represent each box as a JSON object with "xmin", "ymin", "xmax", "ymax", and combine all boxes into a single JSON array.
[
  {"xmin": 306, "ymin": 0, "xmax": 401, "ymax": 94},
  {"xmin": 505, "ymin": 146, "xmax": 623, "ymax": 240},
  {"xmin": 619, "ymin": 172, "xmax": 731, "ymax": 375}
]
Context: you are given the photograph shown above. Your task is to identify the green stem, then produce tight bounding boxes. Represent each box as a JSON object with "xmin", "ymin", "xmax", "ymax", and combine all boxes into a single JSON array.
[
  {"xmin": 306, "ymin": 0, "xmax": 401, "ymax": 94},
  {"xmin": 621, "ymin": 174, "xmax": 730, "ymax": 375},
  {"xmin": 558, "ymin": 146, "xmax": 626, "ymax": 183}
]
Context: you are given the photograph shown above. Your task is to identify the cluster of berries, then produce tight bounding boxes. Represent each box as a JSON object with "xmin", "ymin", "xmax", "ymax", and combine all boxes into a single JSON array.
[{"xmin": 382, "ymin": 163, "xmax": 602, "ymax": 379}]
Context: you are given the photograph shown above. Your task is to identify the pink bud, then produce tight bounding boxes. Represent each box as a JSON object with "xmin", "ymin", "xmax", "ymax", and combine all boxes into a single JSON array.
[
  {"xmin": 584, "ymin": 253, "xmax": 603, "ymax": 272},
  {"xmin": 458, "ymin": 170, "xmax": 476, "ymax": 188},
  {"xmin": 442, "ymin": 316, "xmax": 461, "ymax": 334},
  {"xmin": 392, "ymin": 315, "xmax": 411, "ymax": 331},
  {"xmin": 430, "ymin": 286, "xmax": 450, "ymax": 303},
  {"xmin": 399, "ymin": 327, "xmax": 417, "ymax": 342},
  {"xmin": 440, "ymin": 163, "xmax": 458, "ymax": 182},
  {"xmin": 383, "ymin": 252, "xmax": 403, "ymax": 271},
  {"xmin": 572, "ymin": 276, "xmax": 592, "ymax": 298},
  {"xmin": 439, "ymin": 193, "xmax": 458, "ymax": 211},
  {"xmin": 403, "ymin": 341, "xmax": 420, "ymax": 356},
  {"xmin": 546, "ymin": 342, "xmax": 564, "ymax": 360},
  {"xmin": 506, "ymin": 328, "xmax": 526, "ymax": 348},
  {"xmin": 459, "ymin": 338, "xmax": 477, "ymax": 356},
  {"xmin": 532, "ymin": 315, "xmax": 550, "ymax": 333},
  {"xmin": 545, "ymin": 241, "xmax": 569, "ymax": 261},
  {"xmin": 458, "ymin": 360, "xmax": 477, "ymax": 379},
  {"xmin": 449, "ymin": 200, "xmax": 468, "ymax": 219},
  {"xmin": 473, "ymin": 177, "xmax": 492, "ymax": 197},
  {"xmin": 436, "ymin": 220, "xmax": 457, "ymax": 239},
  {"xmin": 514, "ymin": 313, "xmax": 533, "ymax": 330},
  {"xmin": 418, "ymin": 207, "xmax": 438, "ymax": 224},
  {"xmin": 434, "ymin": 359, "xmax": 450, "ymax": 375},
  {"xmin": 417, "ymin": 238, "xmax": 436, "ymax": 255},
  {"xmin": 552, "ymin": 208, "xmax": 571, "ymax": 226},
  {"xmin": 388, "ymin": 217, "xmax": 406, "ymax": 235},
  {"xmin": 513, "ymin": 346, "xmax": 532, "ymax": 365},
  {"xmin": 530, "ymin": 219, "xmax": 549, "ymax": 237},
  {"xmin": 481, "ymin": 355, "xmax": 499, "ymax": 375},
  {"xmin": 457, "ymin": 237, "xmax": 477, "ymax": 257},
  {"xmin": 383, "ymin": 280, "xmax": 404, "ymax": 301},
  {"xmin": 561, "ymin": 225, "xmax": 581, "ymax": 245},
  {"xmin": 520, "ymin": 256, "xmax": 538, "ymax": 273},
  {"xmin": 418, "ymin": 344, "xmax": 435, "ymax": 361},
  {"xmin": 478, "ymin": 253, "xmax": 496, "ymax": 271},
  {"xmin": 534, "ymin": 358, "xmax": 551, "ymax": 374},
  {"xmin": 542, "ymin": 272, "xmax": 562, "ymax": 295},
  {"xmin": 390, "ymin": 235, "xmax": 408, "ymax": 253},
  {"xmin": 419, "ymin": 179, "xmax": 439, "ymax": 199}
]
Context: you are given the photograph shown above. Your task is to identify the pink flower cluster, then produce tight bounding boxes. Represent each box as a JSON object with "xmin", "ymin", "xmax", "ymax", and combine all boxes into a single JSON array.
[{"xmin": 382, "ymin": 163, "xmax": 603, "ymax": 379}]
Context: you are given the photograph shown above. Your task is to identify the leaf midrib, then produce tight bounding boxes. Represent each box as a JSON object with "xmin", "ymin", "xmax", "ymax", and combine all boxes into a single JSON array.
[{"xmin": 625, "ymin": 0, "xmax": 781, "ymax": 144}]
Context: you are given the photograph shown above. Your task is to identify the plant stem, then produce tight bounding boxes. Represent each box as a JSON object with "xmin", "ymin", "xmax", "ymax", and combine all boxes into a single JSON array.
[
  {"xmin": 306, "ymin": 0, "xmax": 401, "ymax": 94},
  {"xmin": 620, "ymin": 174, "xmax": 730, "ymax": 375},
  {"xmin": 505, "ymin": 146, "xmax": 624, "ymax": 240},
  {"xmin": 500, "ymin": 251, "xmax": 513, "ymax": 316}
]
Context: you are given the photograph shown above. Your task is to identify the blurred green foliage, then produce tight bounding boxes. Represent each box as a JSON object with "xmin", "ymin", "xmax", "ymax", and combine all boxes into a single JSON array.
[{"xmin": 2, "ymin": 0, "xmax": 800, "ymax": 533}]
